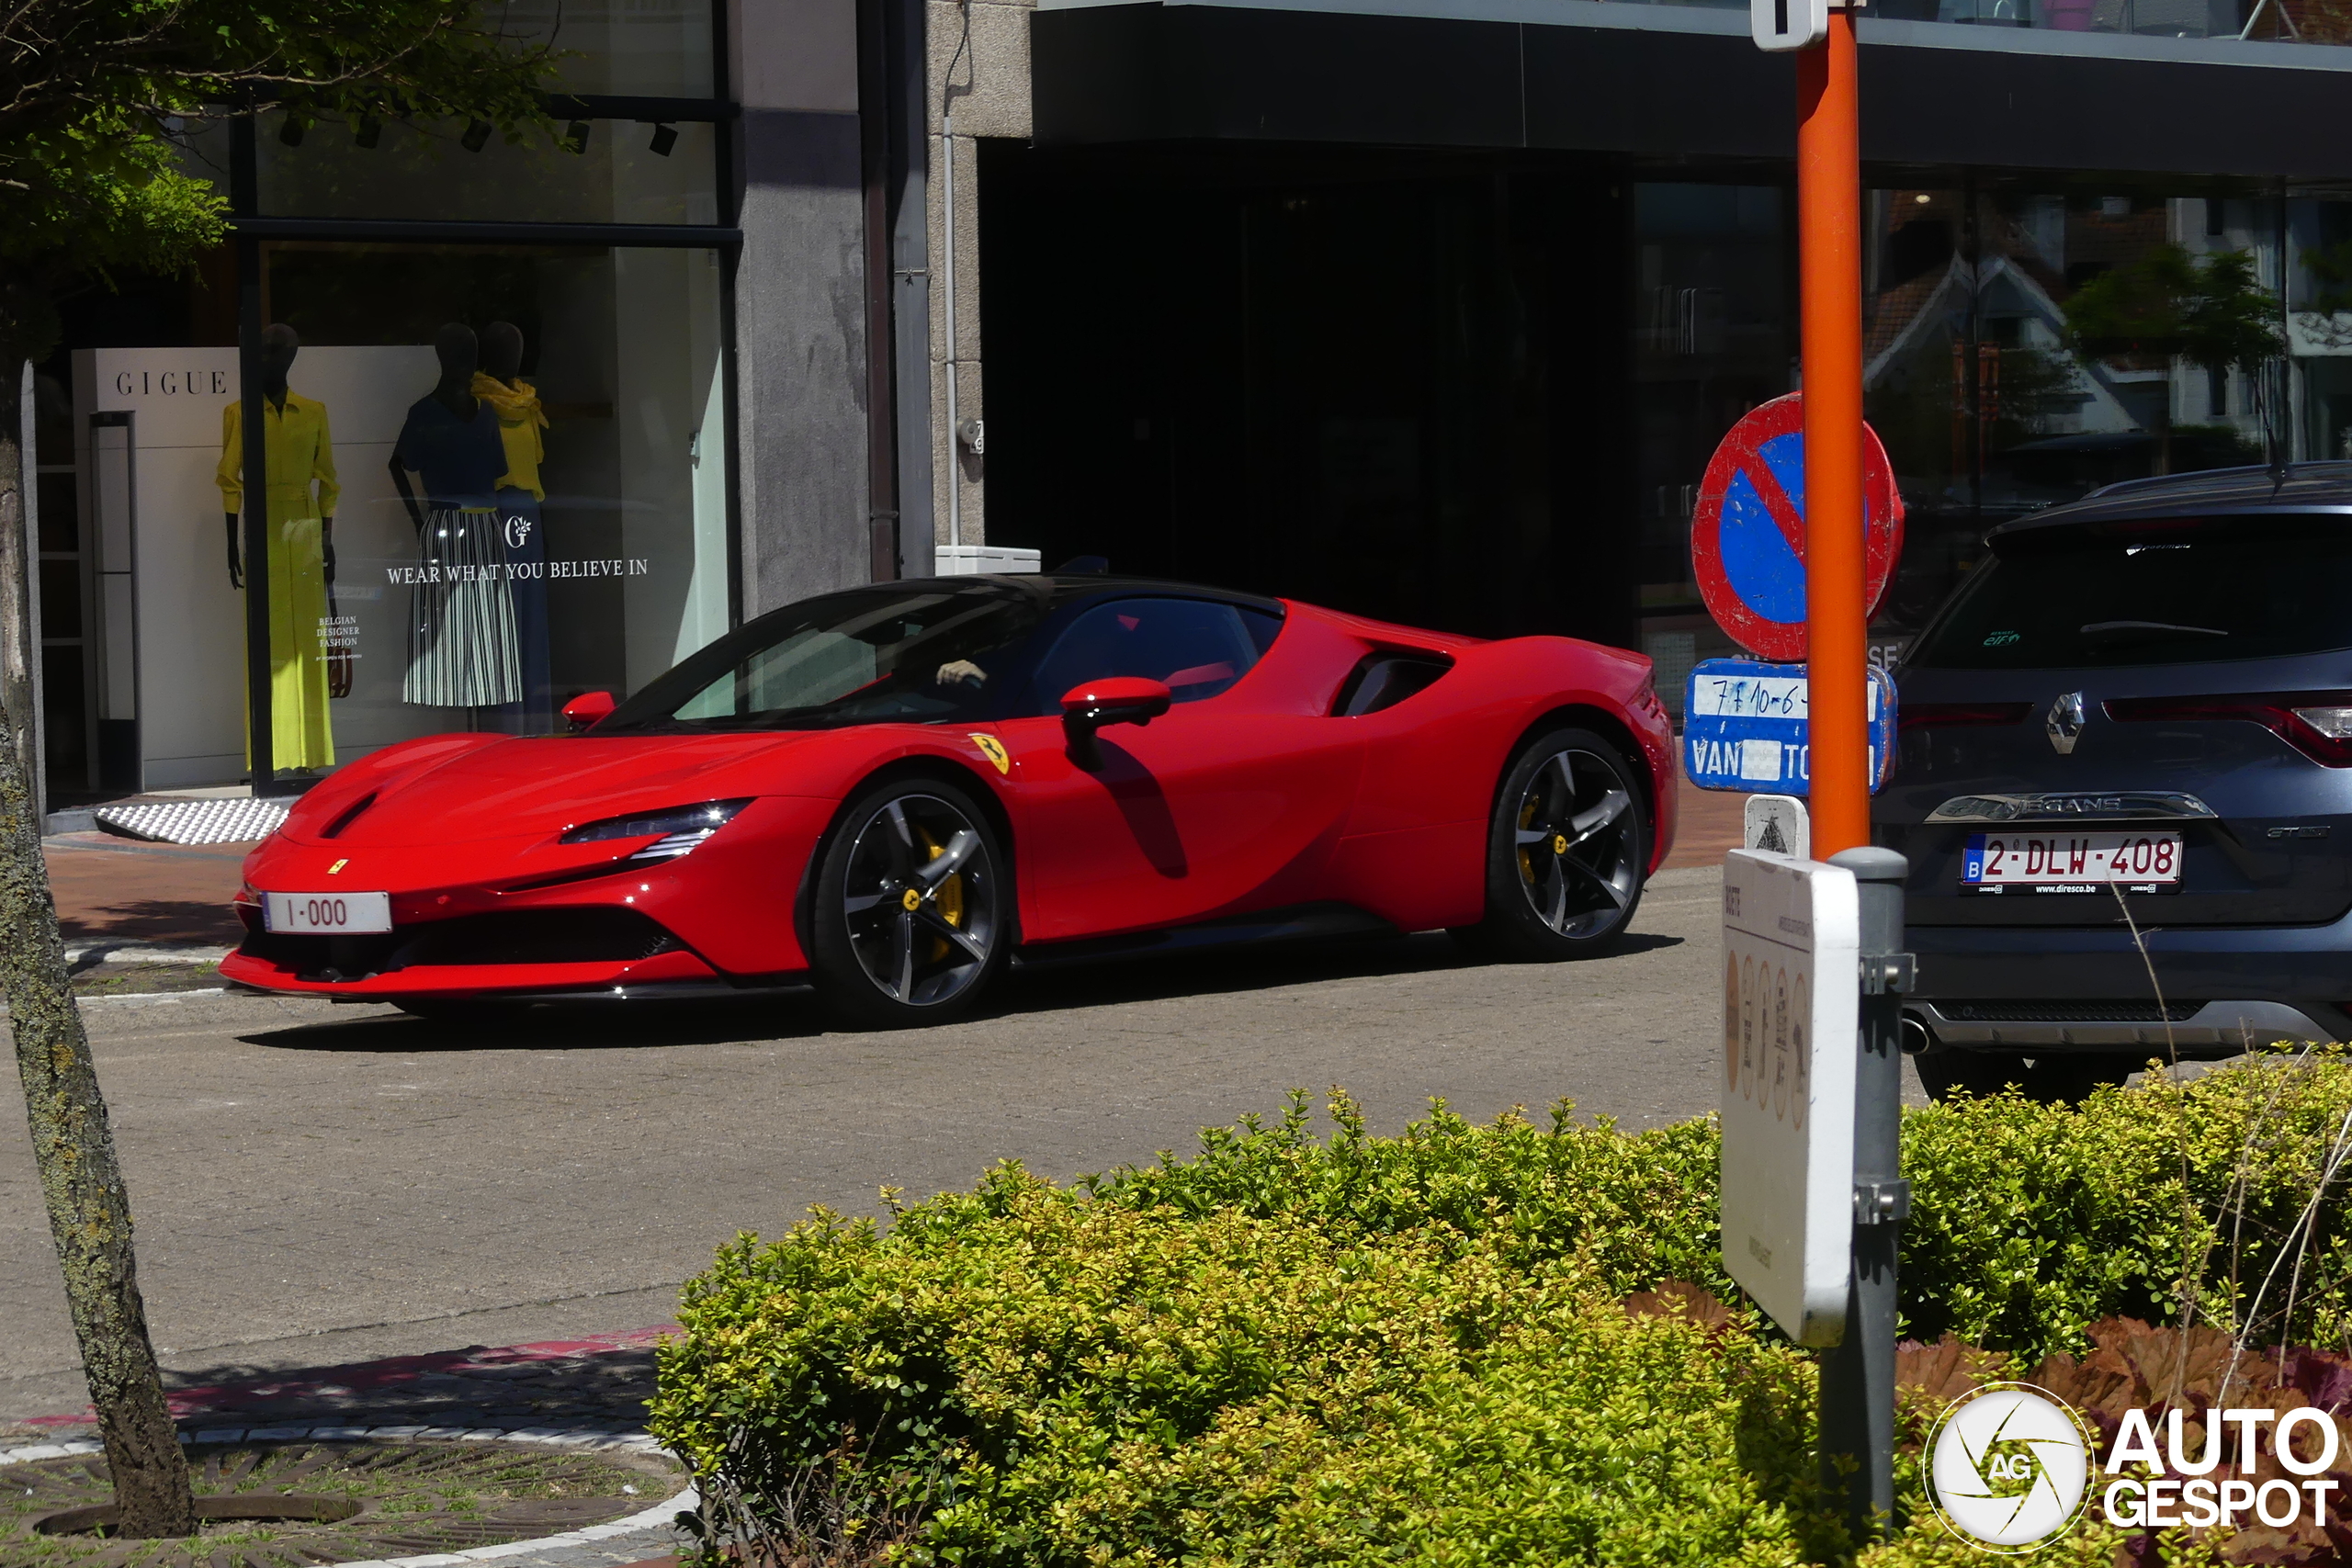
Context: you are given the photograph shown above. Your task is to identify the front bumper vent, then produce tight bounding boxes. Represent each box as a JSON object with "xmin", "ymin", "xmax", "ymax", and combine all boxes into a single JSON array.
[{"xmin": 241, "ymin": 908, "xmax": 684, "ymax": 981}]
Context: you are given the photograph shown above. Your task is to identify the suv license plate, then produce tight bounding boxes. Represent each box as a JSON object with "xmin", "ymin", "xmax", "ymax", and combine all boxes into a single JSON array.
[
  {"xmin": 1961, "ymin": 832, "xmax": 2183, "ymax": 895},
  {"xmin": 263, "ymin": 891, "xmax": 393, "ymax": 932}
]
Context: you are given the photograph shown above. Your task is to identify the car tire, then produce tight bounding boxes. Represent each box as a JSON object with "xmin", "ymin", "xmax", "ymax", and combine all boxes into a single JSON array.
[
  {"xmin": 1453, "ymin": 727, "xmax": 1648, "ymax": 961},
  {"xmin": 808, "ymin": 773, "xmax": 1011, "ymax": 1029}
]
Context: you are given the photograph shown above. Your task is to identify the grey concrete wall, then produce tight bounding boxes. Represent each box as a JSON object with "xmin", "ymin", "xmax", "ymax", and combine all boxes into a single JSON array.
[
  {"xmin": 926, "ymin": 0, "xmax": 1033, "ymax": 551},
  {"xmin": 730, "ymin": 0, "xmax": 875, "ymax": 615}
]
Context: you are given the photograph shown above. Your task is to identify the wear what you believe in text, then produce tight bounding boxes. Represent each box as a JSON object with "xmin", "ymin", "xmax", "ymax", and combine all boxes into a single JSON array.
[{"xmin": 384, "ymin": 558, "xmax": 652, "ymax": 586}]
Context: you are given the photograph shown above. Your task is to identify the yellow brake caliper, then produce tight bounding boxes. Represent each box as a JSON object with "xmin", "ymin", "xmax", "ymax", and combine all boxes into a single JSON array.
[
  {"xmin": 1517, "ymin": 796, "xmax": 1540, "ymax": 886},
  {"xmin": 915, "ymin": 827, "xmax": 965, "ymax": 960}
]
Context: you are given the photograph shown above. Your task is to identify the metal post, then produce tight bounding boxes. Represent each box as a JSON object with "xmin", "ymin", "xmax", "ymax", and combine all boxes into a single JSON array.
[
  {"xmin": 885, "ymin": 0, "xmax": 934, "ymax": 580},
  {"xmin": 1824, "ymin": 844, "xmax": 1911, "ymax": 1537},
  {"xmin": 1797, "ymin": 6, "xmax": 1869, "ymax": 859},
  {"xmin": 231, "ymin": 118, "xmax": 275, "ymax": 794}
]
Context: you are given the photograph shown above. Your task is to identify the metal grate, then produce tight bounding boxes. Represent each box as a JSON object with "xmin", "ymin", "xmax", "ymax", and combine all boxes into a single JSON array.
[
  {"xmin": 1939, "ymin": 1000, "xmax": 2204, "ymax": 1023},
  {"xmin": 95, "ymin": 798, "xmax": 288, "ymax": 845}
]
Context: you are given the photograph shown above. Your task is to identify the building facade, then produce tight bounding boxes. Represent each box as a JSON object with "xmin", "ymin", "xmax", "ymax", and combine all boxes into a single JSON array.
[
  {"xmin": 971, "ymin": 0, "xmax": 2352, "ymax": 706},
  {"xmin": 30, "ymin": 0, "xmax": 2352, "ymax": 802}
]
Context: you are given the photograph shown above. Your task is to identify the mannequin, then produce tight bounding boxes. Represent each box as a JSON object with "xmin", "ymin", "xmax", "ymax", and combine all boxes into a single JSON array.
[
  {"xmin": 215, "ymin": 322, "xmax": 337, "ymax": 773},
  {"xmin": 474, "ymin": 320, "xmax": 552, "ymax": 731},
  {"xmin": 390, "ymin": 322, "xmax": 521, "ymax": 710}
]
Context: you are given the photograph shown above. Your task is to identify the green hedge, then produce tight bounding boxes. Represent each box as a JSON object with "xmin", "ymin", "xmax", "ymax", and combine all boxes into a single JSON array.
[{"xmin": 651, "ymin": 1055, "xmax": 2352, "ymax": 1565}]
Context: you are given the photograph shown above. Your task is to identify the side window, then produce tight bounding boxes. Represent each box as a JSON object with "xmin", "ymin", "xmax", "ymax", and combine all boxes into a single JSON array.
[{"xmin": 1029, "ymin": 598, "xmax": 1270, "ymax": 712}]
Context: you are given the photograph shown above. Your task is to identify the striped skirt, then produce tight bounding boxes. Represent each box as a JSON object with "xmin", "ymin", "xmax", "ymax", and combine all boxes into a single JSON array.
[{"xmin": 402, "ymin": 507, "xmax": 521, "ymax": 709}]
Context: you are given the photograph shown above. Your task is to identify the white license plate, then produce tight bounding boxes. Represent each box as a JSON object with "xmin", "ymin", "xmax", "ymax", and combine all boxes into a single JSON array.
[
  {"xmin": 1961, "ymin": 832, "xmax": 2183, "ymax": 895},
  {"xmin": 263, "ymin": 890, "xmax": 393, "ymax": 933}
]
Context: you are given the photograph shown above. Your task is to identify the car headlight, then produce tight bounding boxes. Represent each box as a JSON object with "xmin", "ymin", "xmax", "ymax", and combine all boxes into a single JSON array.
[{"xmin": 560, "ymin": 799, "xmax": 753, "ymax": 862}]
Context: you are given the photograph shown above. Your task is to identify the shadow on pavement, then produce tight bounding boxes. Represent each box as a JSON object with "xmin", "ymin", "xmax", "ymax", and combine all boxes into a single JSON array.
[
  {"xmin": 243, "ymin": 996, "xmax": 828, "ymax": 1054},
  {"xmin": 59, "ymin": 897, "xmax": 246, "ymax": 947},
  {"xmin": 984, "ymin": 929, "xmax": 1686, "ymax": 1019},
  {"xmin": 8, "ymin": 1330, "xmax": 669, "ymax": 1438},
  {"xmin": 240, "ymin": 929, "xmax": 1685, "ymax": 1051}
]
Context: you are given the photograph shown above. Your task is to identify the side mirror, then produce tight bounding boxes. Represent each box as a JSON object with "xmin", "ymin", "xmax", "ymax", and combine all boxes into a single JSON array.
[
  {"xmin": 1060, "ymin": 677, "xmax": 1171, "ymax": 771},
  {"xmin": 562, "ymin": 691, "xmax": 616, "ymax": 733}
]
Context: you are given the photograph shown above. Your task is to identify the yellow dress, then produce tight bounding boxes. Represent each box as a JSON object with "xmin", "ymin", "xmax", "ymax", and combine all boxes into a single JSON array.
[{"xmin": 217, "ymin": 393, "xmax": 339, "ymax": 772}]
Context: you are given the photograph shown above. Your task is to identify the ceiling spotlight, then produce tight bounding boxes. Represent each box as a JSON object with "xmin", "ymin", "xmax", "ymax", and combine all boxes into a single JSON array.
[
  {"xmin": 461, "ymin": 119, "xmax": 492, "ymax": 152},
  {"xmin": 354, "ymin": 115, "xmax": 381, "ymax": 149},
  {"xmin": 648, "ymin": 122, "xmax": 677, "ymax": 157},
  {"xmin": 565, "ymin": 118, "xmax": 592, "ymax": 154},
  {"xmin": 1914, "ymin": 192, "xmax": 1931, "ymax": 204}
]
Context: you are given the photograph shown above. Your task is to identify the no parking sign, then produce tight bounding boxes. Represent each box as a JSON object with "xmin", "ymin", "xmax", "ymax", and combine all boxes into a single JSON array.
[{"xmin": 1691, "ymin": 393, "xmax": 1904, "ymax": 662}]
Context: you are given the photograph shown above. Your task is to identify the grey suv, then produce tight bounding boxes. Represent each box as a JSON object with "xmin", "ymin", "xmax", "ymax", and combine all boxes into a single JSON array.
[{"xmin": 1876, "ymin": 464, "xmax": 2352, "ymax": 1100}]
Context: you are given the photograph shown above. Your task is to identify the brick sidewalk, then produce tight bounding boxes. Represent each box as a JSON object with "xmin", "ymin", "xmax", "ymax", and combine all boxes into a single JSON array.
[
  {"xmin": 1660, "ymin": 773, "xmax": 1742, "ymax": 871},
  {"xmin": 42, "ymin": 833, "xmax": 252, "ymax": 947}
]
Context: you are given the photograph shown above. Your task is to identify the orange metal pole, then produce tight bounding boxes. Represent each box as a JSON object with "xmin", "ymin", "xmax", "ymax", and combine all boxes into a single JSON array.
[{"xmin": 1798, "ymin": 9, "xmax": 1870, "ymax": 857}]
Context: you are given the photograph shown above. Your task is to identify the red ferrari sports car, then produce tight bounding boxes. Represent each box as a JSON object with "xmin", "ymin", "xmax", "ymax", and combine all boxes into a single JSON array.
[{"xmin": 223, "ymin": 573, "xmax": 1676, "ymax": 1026}]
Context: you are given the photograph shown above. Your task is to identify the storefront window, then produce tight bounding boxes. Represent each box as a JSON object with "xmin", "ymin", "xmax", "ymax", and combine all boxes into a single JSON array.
[
  {"xmin": 492, "ymin": 0, "xmax": 718, "ymax": 98},
  {"xmin": 1632, "ymin": 176, "xmax": 2296, "ymax": 693},
  {"xmin": 2290, "ymin": 190, "xmax": 2352, "ymax": 458},
  {"xmin": 249, "ymin": 115, "xmax": 719, "ymax": 227},
  {"xmin": 73, "ymin": 243, "xmax": 729, "ymax": 789},
  {"xmin": 1632, "ymin": 183, "xmax": 1791, "ymax": 711},
  {"xmin": 1863, "ymin": 183, "xmax": 2285, "ymax": 650}
]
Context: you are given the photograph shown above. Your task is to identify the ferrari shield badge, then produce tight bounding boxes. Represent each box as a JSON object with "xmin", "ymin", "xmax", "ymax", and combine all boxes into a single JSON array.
[{"xmin": 968, "ymin": 733, "xmax": 1011, "ymax": 775}]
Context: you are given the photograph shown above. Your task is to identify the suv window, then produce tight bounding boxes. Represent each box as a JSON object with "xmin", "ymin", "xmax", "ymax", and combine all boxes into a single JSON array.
[
  {"xmin": 1027, "ymin": 597, "xmax": 1280, "ymax": 712},
  {"xmin": 1906, "ymin": 517, "xmax": 2352, "ymax": 671}
]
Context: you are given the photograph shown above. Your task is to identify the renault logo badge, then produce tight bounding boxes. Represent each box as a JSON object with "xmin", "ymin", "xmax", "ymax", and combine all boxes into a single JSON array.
[{"xmin": 2045, "ymin": 692, "xmax": 2086, "ymax": 755}]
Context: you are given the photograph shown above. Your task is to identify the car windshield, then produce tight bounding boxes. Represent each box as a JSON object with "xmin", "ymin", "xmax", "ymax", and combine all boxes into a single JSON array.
[
  {"xmin": 599, "ymin": 582, "xmax": 1048, "ymax": 732},
  {"xmin": 1905, "ymin": 516, "xmax": 2352, "ymax": 671}
]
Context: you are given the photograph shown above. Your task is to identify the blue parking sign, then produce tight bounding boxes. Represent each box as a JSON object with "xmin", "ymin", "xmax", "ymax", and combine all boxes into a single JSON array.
[{"xmin": 1683, "ymin": 658, "xmax": 1896, "ymax": 795}]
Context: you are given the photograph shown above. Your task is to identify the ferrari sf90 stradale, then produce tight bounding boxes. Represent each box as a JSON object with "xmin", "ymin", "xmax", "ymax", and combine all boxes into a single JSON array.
[{"xmin": 225, "ymin": 573, "xmax": 1675, "ymax": 1025}]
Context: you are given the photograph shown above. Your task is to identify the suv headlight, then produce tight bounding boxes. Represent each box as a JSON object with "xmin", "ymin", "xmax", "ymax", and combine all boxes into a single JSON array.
[{"xmin": 560, "ymin": 799, "xmax": 752, "ymax": 862}]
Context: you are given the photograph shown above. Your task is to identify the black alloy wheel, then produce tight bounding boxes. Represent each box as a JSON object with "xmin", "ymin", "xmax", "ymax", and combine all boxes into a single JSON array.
[
  {"xmin": 809, "ymin": 775, "xmax": 1009, "ymax": 1027},
  {"xmin": 1457, "ymin": 727, "xmax": 1647, "ymax": 960}
]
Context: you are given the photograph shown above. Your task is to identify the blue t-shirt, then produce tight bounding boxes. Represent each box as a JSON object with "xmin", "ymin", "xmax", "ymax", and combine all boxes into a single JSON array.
[{"xmin": 394, "ymin": 394, "xmax": 506, "ymax": 509}]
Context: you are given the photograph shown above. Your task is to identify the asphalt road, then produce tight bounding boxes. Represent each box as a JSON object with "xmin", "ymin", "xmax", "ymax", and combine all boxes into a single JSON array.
[{"xmin": 0, "ymin": 863, "xmax": 1928, "ymax": 1423}]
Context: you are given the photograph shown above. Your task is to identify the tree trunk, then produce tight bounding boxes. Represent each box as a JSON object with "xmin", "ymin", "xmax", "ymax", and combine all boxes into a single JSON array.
[
  {"xmin": 0, "ymin": 369, "xmax": 197, "ymax": 1538},
  {"xmin": 0, "ymin": 361, "xmax": 28, "ymax": 793}
]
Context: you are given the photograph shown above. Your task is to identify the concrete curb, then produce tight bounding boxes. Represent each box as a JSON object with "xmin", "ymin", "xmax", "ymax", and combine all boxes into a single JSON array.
[
  {"xmin": 0, "ymin": 1423, "xmax": 695, "ymax": 1568},
  {"xmin": 66, "ymin": 942, "xmax": 234, "ymax": 965}
]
